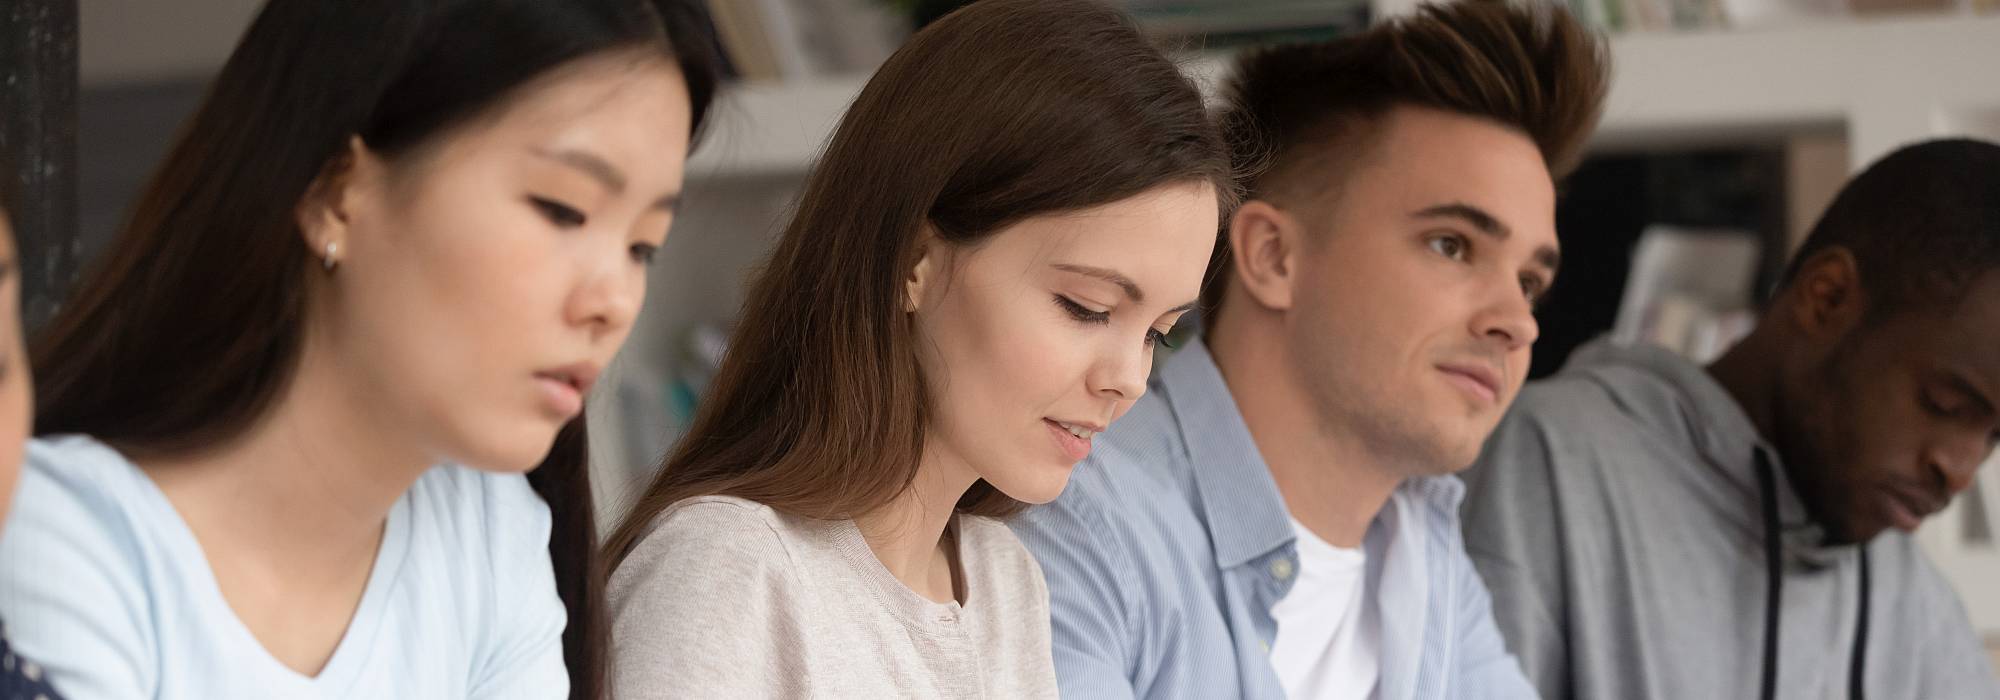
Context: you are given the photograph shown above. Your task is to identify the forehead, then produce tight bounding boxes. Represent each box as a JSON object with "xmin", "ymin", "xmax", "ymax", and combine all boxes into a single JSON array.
[
  {"xmin": 970, "ymin": 184, "xmax": 1217, "ymax": 299},
  {"xmin": 1881, "ymin": 271, "xmax": 2000, "ymax": 384},
  {"xmin": 1320, "ymin": 107, "xmax": 1559, "ymax": 248},
  {"xmin": 431, "ymin": 53, "xmax": 691, "ymax": 167}
]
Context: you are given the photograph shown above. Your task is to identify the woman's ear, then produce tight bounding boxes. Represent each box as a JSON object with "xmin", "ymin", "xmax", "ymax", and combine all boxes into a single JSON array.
[
  {"xmin": 906, "ymin": 225, "xmax": 948, "ymax": 313},
  {"xmin": 295, "ymin": 136, "xmax": 384, "ymax": 268}
]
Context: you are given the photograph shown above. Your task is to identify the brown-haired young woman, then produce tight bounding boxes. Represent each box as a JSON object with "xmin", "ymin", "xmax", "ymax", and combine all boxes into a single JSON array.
[{"xmin": 601, "ymin": 0, "xmax": 1234, "ymax": 695}]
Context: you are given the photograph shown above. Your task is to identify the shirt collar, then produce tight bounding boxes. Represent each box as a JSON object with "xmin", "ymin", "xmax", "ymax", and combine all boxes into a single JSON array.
[{"xmin": 1161, "ymin": 339, "xmax": 1297, "ymax": 569}]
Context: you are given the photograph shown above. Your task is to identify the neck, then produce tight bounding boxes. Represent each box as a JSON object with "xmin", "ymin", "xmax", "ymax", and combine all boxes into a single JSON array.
[
  {"xmin": 1209, "ymin": 310, "xmax": 1402, "ymax": 549},
  {"xmin": 1706, "ymin": 328, "xmax": 1785, "ymax": 446},
  {"xmin": 853, "ymin": 442, "xmax": 977, "ymax": 604},
  {"xmin": 141, "ymin": 327, "xmax": 433, "ymax": 578}
]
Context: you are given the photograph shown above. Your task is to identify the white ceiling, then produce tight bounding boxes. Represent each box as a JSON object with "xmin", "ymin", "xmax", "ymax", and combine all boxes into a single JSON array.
[{"xmin": 81, "ymin": 0, "xmax": 262, "ymax": 86}]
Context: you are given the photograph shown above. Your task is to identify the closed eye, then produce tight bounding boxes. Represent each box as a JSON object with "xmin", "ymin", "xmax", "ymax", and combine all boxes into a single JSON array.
[
  {"xmin": 529, "ymin": 196, "xmax": 586, "ymax": 228},
  {"xmin": 1054, "ymin": 295, "xmax": 1110, "ymax": 324},
  {"xmin": 630, "ymin": 243, "xmax": 659, "ymax": 265}
]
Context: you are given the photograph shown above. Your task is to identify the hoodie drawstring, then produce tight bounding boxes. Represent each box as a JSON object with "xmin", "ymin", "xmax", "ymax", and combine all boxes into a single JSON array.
[{"xmin": 1754, "ymin": 449, "xmax": 1871, "ymax": 700}]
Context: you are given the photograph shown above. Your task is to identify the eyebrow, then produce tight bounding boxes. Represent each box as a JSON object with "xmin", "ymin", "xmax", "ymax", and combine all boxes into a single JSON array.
[
  {"xmin": 1051, "ymin": 263, "xmax": 1199, "ymax": 313},
  {"xmin": 1413, "ymin": 202, "xmax": 1562, "ymax": 274},
  {"xmin": 533, "ymin": 148, "xmax": 682, "ymax": 212}
]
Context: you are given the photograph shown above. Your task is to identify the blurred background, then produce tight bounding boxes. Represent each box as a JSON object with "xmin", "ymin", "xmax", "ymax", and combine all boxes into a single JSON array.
[{"xmin": 6, "ymin": 0, "xmax": 1998, "ymax": 668}]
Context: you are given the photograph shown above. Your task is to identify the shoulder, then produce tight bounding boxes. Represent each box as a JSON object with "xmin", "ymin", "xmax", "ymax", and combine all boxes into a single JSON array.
[
  {"xmin": 6, "ymin": 435, "xmax": 162, "ymax": 573},
  {"xmin": 959, "ymin": 515, "xmax": 1047, "ymax": 593},
  {"xmin": 610, "ymin": 496, "xmax": 804, "ymax": 592},
  {"xmin": 0, "ymin": 436, "xmax": 169, "ymax": 697}
]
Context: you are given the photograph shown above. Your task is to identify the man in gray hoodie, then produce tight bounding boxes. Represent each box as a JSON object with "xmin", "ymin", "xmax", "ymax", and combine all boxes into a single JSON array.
[{"xmin": 1463, "ymin": 138, "xmax": 2000, "ymax": 700}]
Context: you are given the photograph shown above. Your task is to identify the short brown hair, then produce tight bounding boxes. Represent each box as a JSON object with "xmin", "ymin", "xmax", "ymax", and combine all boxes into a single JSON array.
[
  {"xmin": 605, "ymin": 0, "xmax": 1233, "ymax": 567},
  {"xmin": 1202, "ymin": 0, "xmax": 1608, "ymax": 312}
]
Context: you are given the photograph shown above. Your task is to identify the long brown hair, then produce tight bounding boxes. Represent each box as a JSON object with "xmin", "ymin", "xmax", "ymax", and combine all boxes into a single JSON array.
[
  {"xmin": 29, "ymin": 2, "xmax": 718, "ymax": 697},
  {"xmin": 605, "ymin": 0, "xmax": 1234, "ymax": 566}
]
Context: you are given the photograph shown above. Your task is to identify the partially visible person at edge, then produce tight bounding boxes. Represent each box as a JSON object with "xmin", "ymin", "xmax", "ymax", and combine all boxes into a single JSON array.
[
  {"xmin": 0, "ymin": 161, "xmax": 63, "ymax": 699},
  {"xmin": 1463, "ymin": 138, "xmax": 2000, "ymax": 700},
  {"xmin": 1010, "ymin": 0, "xmax": 1608, "ymax": 697},
  {"xmin": 0, "ymin": 1, "xmax": 717, "ymax": 697},
  {"xmin": 598, "ymin": 0, "xmax": 1233, "ymax": 697}
]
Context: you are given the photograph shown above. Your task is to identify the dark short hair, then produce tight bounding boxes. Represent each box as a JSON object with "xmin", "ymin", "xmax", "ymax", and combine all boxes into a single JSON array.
[
  {"xmin": 1204, "ymin": 0, "xmax": 1609, "ymax": 312},
  {"xmin": 1783, "ymin": 138, "xmax": 2000, "ymax": 320}
]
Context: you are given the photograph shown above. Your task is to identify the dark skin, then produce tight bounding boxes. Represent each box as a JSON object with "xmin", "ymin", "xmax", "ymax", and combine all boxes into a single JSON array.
[{"xmin": 1710, "ymin": 247, "xmax": 2000, "ymax": 545}]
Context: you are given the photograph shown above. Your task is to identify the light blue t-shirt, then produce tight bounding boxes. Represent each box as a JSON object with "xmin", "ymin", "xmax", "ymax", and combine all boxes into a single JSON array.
[{"xmin": 0, "ymin": 435, "xmax": 568, "ymax": 699}]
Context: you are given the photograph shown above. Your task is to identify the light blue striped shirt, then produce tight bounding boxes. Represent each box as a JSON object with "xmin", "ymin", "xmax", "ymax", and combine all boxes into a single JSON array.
[{"xmin": 1012, "ymin": 340, "xmax": 1537, "ymax": 699}]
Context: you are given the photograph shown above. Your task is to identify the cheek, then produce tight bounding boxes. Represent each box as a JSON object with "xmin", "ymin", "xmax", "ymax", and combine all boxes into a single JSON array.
[
  {"xmin": 924, "ymin": 289, "xmax": 1093, "ymax": 430},
  {"xmin": 347, "ymin": 207, "xmax": 575, "ymax": 413},
  {"xmin": 0, "ymin": 372, "xmax": 29, "ymax": 514}
]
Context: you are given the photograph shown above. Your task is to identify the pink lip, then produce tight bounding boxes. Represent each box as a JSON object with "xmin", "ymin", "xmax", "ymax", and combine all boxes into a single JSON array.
[
  {"xmin": 1437, "ymin": 363, "xmax": 1501, "ymax": 405},
  {"xmin": 1044, "ymin": 419, "xmax": 1095, "ymax": 462},
  {"xmin": 534, "ymin": 362, "xmax": 602, "ymax": 418}
]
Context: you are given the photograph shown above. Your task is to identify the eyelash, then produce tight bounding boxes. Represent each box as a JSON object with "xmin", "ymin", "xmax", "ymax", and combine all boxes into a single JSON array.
[
  {"xmin": 534, "ymin": 196, "xmax": 663, "ymax": 266},
  {"xmin": 530, "ymin": 196, "xmax": 586, "ymax": 228},
  {"xmin": 1426, "ymin": 232, "xmax": 1551, "ymax": 306},
  {"xmin": 630, "ymin": 244, "xmax": 659, "ymax": 265},
  {"xmin": 1053, "ymin": 295, "xmax": 1173, "ymax": 349}
]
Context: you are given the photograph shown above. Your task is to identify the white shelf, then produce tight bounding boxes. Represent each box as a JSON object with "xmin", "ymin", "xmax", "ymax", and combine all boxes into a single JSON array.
[{"xmin": 687, "ymin": 15, "xmax": 2000, "ymax": 180}]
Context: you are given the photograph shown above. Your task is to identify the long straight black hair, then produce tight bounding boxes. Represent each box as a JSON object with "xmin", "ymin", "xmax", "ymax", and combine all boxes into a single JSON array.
[{"xmin": 30, "ymin": 1, "xmax": 717, "ymax": 696}]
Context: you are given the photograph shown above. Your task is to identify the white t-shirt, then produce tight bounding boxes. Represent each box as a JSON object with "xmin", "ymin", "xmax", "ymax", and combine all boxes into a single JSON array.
[
  {"xmin": 0, "ymin": 435, "xmax": 568, "ymax": 699},
  {"xmin": 1269, "ymin": 517, "xmax": 1379, "ymax": 700}
]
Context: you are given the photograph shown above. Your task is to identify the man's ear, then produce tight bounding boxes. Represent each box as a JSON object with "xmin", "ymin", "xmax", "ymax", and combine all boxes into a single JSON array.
[
  {"xmin": 1782, "ymin": 246, "xmax": 1868, "ymax": 339},
  {"xmin": 1227, "ymin": 199, "xmax": 1304, "ymax": 312}
]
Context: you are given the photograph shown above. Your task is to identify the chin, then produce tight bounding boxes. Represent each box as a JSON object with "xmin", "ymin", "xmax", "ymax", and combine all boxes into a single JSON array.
[
  {"xmin": 984, "ymin": 464, "xmax": 1076, "ymax": 506},
  {"xmin": 447, "ymin": 427, "xmax": 563, "ymax": 474}
]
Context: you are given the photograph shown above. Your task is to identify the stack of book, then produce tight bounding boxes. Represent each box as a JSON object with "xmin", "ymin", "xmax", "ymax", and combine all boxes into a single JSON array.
[{"xmin": 1611, "ymin": 226, "xmax": 1763, "ymax": 364}]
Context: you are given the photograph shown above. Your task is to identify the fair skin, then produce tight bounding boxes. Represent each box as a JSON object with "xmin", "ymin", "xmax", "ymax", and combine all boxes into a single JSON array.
[
  {"xmin": 0, "ymin": 216, "xmax": 30, "ymax": 525},
  {"xmin": 1210, "ymin": 106, "xmax": 1560, "ymax": 548},
  {"xmin": 855, "ymin": 182, "xmax": 1219, "ymax": 603},
  {"xmin": 137, "ymin": 52, "xmax": 692, "ymax": 676}
]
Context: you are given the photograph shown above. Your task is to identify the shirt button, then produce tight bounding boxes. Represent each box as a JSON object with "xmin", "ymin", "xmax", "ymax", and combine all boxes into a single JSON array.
[
  {"xmin": 1270, "ymin": 557, "xmax": 1295, "ymax": 581},
  {"xmin": 1261, "ymin": 640, "xmax": 1271, "ymax": 654}
]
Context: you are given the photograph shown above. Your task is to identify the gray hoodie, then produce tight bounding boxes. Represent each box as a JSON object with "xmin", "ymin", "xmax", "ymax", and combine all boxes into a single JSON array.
[{"xmin": 1462, "ymin": 338, "xmax": 1999, "ymax": 700}]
